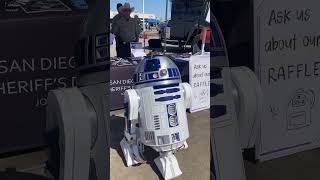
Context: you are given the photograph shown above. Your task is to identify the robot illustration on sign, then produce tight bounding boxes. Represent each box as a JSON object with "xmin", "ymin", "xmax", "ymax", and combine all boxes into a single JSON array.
[
  {"xmin": 287, "ymin": 88, "xmax": 315, "ymax": 130},
  {"xmin": 120, "ymin": 55, "xmax": 192, "ymax": 180}
]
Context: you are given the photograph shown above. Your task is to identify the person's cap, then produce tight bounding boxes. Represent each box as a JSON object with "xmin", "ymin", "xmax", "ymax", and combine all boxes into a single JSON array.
[{"xmin": 119, "ymin": 2, "xmax": 134, "ymax": 12}]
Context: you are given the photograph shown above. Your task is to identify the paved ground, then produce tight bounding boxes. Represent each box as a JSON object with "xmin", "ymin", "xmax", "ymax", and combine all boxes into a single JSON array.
[
  {"xmin": 1, "ymin": 116, "xmax": 320, "ymax": 180},
  {"xmin": 110, "ymin": 109, "xmax": 210, "ymax": 180},
  {"xmin": 0, "ymin": 151, "xmax": 47, "ymax": 176}
]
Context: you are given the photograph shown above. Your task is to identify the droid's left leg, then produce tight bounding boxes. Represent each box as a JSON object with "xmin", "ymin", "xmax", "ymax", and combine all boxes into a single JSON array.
[{"xmin": 154, "ymin": 151, "xmax": 182, "ymax": 180}]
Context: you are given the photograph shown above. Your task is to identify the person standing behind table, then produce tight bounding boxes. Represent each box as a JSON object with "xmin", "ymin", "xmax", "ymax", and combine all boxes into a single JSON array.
[
  {"xmin": 112, "ymin": 3, "xmax": 123, "ymax": 55},
  {"xmin": 113, "ymin": 3, "xmax": 123, "ymax": 22},
  {"xmin": 111, "ymin": 2, "xmax": 142, "ymax": 58},
  {"xmin": 134, "ymin": 15, "xmax": 141, "ymax": 26}
]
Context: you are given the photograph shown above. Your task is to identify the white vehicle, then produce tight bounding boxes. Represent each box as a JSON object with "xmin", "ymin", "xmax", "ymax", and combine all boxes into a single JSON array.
[
  {"xmin": 211, "ymin": 12, "xmax": 264, "ymax": 180},
  {"xmin": 45, "ymin": 1, "xmax": 110, "ymax": 180}
]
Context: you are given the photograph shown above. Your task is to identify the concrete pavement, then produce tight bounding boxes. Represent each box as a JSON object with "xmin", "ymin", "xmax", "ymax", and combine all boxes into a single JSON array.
[
  {"xmin": 110, "ymin": 109, "xmax": 211, "ymax": 180},
  {"xmin": 1, "ymin": 111, "xmax": 320, "ymax": 180}
]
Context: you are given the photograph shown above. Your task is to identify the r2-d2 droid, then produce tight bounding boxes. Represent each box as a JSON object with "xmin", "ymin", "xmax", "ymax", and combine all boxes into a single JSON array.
[{"xmin": 120, "ymin": 55, "xmax": 192, "ymax": 180}]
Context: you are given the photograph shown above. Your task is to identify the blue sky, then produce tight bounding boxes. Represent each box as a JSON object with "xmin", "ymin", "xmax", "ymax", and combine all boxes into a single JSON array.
[{"xmin": 110, "ymin": 0, "xmax": 169, "ymax": 20}]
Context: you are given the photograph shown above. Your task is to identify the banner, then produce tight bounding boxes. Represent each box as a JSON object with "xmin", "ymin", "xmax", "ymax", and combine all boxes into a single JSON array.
[{"xmin": 0, "ymin": 12, "xmax": 85, "ymax": 153}]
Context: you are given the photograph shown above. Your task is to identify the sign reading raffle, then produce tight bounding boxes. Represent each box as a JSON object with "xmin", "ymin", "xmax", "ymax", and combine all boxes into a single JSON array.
[
  {"xmin": 189, "ymin": 53, "xmax": 210, "ymax": 113},
  {"xmin": 254, "ymin": 0, "xmax": 320, "ymax": 161}
]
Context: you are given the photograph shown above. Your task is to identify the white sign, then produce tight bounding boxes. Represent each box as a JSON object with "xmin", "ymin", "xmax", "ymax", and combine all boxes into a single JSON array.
[
  {"xmin": 189, "ymin": 53, "xmax": 210, "ymax": 112},
  {"xmin": 254, "ymin": 0, "xmax": 320, "ymax": 161}
]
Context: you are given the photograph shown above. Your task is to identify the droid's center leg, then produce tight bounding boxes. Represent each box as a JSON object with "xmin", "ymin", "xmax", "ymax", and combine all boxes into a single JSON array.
[{"xmin": 154, "ymin": 151, "xmax": 182, "ymax": 180}]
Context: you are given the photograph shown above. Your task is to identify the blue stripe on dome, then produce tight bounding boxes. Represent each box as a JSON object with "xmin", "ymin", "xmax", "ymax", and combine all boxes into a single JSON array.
[
  {"xmin": 172, "ymin": 68, "xmax": 177, "ymax": 77},
  {"xmin": 168, "ymin": 68, "xmax": 174, "ymax": 77}
]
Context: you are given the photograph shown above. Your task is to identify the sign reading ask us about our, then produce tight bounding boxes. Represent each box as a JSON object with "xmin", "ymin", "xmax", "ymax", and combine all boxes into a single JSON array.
[
  {"xmin": 255, "ymin": 0, "xmax": 320, "ymax": 161},
  {"xmin": 189, "ymin": 53, "xmax": 210, "ymax": 113}
]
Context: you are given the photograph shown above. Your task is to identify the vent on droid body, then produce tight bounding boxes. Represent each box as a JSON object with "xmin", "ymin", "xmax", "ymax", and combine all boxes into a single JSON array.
[
  {"xmin": 154, "ymin": 115, "xmax": 161, "ymax": 130},
  {"xmin": 169, "ymin": 116, "xmax": 178, "ymax": 127},
  {"xmin": 145, "ymin": 131, "xmax": 155, "ymax": 145},
  {"xmin": 167, "ymin": 104, "xmax": 178, "ymax": 127},
  {"xmin": 168, "ymin": 104, "xmax": 177, "ymax": 115}
]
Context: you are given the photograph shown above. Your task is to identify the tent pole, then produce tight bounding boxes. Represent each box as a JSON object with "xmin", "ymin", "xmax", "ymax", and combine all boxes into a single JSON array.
[
  {"xmin": 164, "ymin": 0, "xmax": 168, "ymax": 54},
  {"xmin": 142, "ymin": 0, "xmax": 146, "ymax": 49}
]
